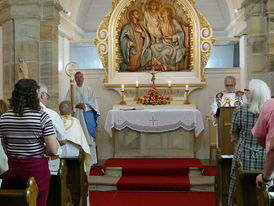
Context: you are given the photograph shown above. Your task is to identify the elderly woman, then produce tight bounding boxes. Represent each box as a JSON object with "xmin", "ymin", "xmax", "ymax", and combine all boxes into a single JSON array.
[
  {"xmin": 0, "ymin": 79, "xmax": 58, "ymax": 206},
  {"xmin": 228, "ymin": 79, "xmax": 271, "ymax": 206}
]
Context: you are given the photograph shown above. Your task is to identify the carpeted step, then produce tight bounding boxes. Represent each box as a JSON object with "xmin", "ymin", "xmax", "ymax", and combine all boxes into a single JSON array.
[
  {"xmin": 104, "ymin": 166, "xmax": 203, "ymax": 177},
  {"xmin": 89, "ymin": 191, "xmax": 216, "ymax": 206},
  {"xmin": 88, "ymin": 175, "xmax": 214, "ymax": 192},
  {"xmin": 102, "ymin": 158, "xmax": 204, "ymax": 176}
]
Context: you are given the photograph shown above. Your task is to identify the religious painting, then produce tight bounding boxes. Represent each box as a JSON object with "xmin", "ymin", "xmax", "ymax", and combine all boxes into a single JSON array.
[
  {"xmin": 95, "ymin": 0, "xmax": 215, "ymax": 87},
  {"xmin": 119, "ymin": 0, "xmax": 190, "ymax": 72}
]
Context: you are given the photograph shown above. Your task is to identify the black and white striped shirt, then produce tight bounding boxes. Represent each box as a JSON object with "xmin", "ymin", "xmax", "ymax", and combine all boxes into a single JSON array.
[{"xmin": 0, "ymin": 109, "xmax": 56, "ymax": 158}]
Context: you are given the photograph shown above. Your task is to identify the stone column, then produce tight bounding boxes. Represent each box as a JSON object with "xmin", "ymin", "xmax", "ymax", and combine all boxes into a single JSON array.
[
  {"xmin": 266, "ymin": 0, "xmax": 274, "ymax": 94},
  {"xmin": 0, "ymin": 0, "xmax": 40, "ymax": 100},
  {"xmin": 40, "ymin": 0, "xmax": 62, "ymax": 109},
  {"xmin": 243, "ymin": 0, "xmax": 274, "ymax": 94},
  {"xmin": 0, "ymin": 0, "xmax": 62, "ymax": 107}
]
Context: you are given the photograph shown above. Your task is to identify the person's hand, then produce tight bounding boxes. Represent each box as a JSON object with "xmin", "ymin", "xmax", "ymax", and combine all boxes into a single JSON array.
[
  {"xmin": 59, "ymin": 139, "xmax": 67, "ymax": 146},
  {"xmin": 256, "ymin": 174, "xmax": 270, "ymax": 189},
  {"xmin": 76, "ymin": 103, "xmax": 85, "ymax": 109}
]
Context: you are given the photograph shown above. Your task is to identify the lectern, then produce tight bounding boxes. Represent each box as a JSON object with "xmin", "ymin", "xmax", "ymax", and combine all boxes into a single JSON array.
[
  {"xmin": 215, "ymin": 107, "xmax": 235, "ymax": 206},
  {"xmin": 216, "ymin": 107, "xmax": 235, "ymax": 155}
]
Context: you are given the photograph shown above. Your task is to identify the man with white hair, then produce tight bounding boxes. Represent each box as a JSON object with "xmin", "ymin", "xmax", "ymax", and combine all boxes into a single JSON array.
[
  {"xmin": 211, "ymin": 76, "xmax": 247, "ymax": 117},
  {"xmin": 39, "ymin": 83, "xmax": 67, "ymax": 173},
  {"xmin": 39, "ymin": 83, "xmax": 67, "ymax": 145}
]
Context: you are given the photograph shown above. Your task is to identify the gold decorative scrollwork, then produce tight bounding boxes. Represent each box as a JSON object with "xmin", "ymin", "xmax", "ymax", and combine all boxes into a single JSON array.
[
  {"xmin": 201, "ymin": 26, "xmax": 211, "ymax": 39},
  {"xmin": 95, "ymin": 0, "xmax": 215, "ymax": 85},
  {"xmin": 201, "ymin": 41, "xmax": 212, "ymax": 53}
]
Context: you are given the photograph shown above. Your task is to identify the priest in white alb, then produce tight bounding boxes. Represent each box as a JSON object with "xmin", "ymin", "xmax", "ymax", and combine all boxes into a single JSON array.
[
  {"xmin": 65, "ymin": 71, "xmax": 100, "ymax": 166},
  {"xmin": 211, "ymin": 76, "xmax": 247, "ymax": 117}
]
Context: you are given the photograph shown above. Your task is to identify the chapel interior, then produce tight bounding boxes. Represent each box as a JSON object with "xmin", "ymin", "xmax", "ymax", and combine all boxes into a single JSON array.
[
  {"xmin": 0, "ymin": 0, "xmax": 273, "ymax": 165},
  {"xmin": 0, "ymin": 1, "xmax": 274, "ymax": 204}
]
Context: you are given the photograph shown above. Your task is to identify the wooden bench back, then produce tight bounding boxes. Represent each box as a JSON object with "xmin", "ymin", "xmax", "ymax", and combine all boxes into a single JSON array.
[
  {"xmin": 0, "ymin": 177, "xmax": 38, "ymax": 206},
  {"xmin": 235, "ymin": 160, "xmax": 261, "ymax": 206},
  {"xmin": 62, "ymin": 149, "xmax": 88, "ymax": 206}
]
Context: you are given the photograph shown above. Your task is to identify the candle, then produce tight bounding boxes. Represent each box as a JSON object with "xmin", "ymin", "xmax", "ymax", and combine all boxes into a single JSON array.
[
  {"xmin": 186, "ymin": 84, "xmax": 189, "ymax": 91},
  {"xmin": 121, "ymin": 84, "xmax": 124, "ymax": 91},
  {"xmin": 168, "ymin": 81, "xmax": 171, "ymax": 87},
  {"xmin": 136, "ymin": 80, "xmax": 139, "ymax": 87}
]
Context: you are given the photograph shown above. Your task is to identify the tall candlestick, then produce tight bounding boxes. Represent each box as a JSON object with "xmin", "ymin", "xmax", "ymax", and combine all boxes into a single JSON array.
[
  {"xmin": 136, "ymin": 80, "xmax": 139, "ymax": 87},
  {"xmin": 186, "ymin": 84, "xmax": 189, "ymax": 91},
  {"xmin": 121, "ymin": 84, "xmax": 124, "ymax": 91},
  {"xmin": 120, "ymin": 90, "xmax": 127, "ymax": 105},
  {"xmin": 168, "ymin": 81, "xmax": 171, "ymax": 87}
]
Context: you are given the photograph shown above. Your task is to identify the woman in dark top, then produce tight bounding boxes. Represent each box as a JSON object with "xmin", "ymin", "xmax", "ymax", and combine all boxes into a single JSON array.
[
  {"xmin": 228, "ymin": 79, "xmax": 271, "ymax": 206},
  {"xmin": 0, "ymin": 79, "xmax": 58, "ymax": 206}
]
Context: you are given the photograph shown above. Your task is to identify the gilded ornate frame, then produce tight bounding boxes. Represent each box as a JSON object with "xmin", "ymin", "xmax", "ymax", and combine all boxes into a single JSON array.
[{"xmin": 94, "ymin": 0, "xmax": 215, "ymax": 88}]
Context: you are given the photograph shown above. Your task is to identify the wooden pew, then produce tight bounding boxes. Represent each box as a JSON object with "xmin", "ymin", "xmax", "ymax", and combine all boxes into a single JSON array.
[
  {"xmin": 235, "ymin": 160, "xmax": 261, "ymax": 206},
  {"xmin": 0, "ymin": 177, "xmax": 38, "ymax": 206},
  {"xmin": 62, "ymin": 149, "xmax": 88, "ymax": 206},
  {"xmin": 215, "ymin": 148, "xmax": 233, "ymax": 206},
  {"xmin": 257, "ymin": 184, "xmax": 274, "ymax": 205},
  {"xmin": 47, "ymin": 159, "xmax": 72, "ymax": 206}
]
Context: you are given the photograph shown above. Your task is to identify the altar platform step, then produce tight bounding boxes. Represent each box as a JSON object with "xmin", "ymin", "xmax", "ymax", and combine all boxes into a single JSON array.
[
  {"xmin": 88, "ymin": 158, "xmax": 216, "ymax": 192},
  {"xmin": 101, "ymin": 158, "xmax": 204, "ymax": 176},
  {"xmin": 88, "ymin": 175, "xmax": 215, "ymax": 192},
  {"xmin": 103, "ymin": 166, "xmax": 203, "ymax": 177}
]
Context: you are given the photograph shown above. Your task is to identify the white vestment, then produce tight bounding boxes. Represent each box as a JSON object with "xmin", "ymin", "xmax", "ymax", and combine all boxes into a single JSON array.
[
  {"xmin": 40, "ymin": 102, "xmax": 67, "ymax": 156},
  {"xmin": 60, "ymin": 115, "xmax": 91, "ymax": 175},
  {"xmin": 40, "ymin": 102, "xmax": 68, "ymax": 174},
  {"xmin": 65, "ymin": 85, "xmax": 99, "ymax": 165},
  {"xmin": 210, "ymin": 90, "xmax": 247, "ymax": 116}
]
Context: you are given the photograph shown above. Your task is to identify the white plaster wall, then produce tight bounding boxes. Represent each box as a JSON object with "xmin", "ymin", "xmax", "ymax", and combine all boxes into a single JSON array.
[
  {"xmin": 58, "ymin": 67, "xmax": 241, "ymax": 161},
  {"xmin": 58, "ymin": 35, "xmax": 70, "ymax": 102}
]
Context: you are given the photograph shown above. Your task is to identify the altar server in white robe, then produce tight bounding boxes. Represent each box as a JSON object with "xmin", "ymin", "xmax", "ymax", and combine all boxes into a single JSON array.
[
  {"xmin": 39, "ymin": 83, "xmax": 67, "ymax": 173},
  {"xmin": 65, "ymin": 72, "xmax": 100, "ymax": 165},
  {"xmin": 59, "ymin": 100, "xmax": 91, "ymax": 175},
  {"xmin": 211, "ymin": 76, "xmax": 247, "ymax": 117}
]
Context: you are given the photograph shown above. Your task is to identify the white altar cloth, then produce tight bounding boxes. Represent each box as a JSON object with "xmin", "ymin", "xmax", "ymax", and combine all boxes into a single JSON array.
[{"xmin": 104, "ymin": 109, "xmax": 204, "ymax": 137}]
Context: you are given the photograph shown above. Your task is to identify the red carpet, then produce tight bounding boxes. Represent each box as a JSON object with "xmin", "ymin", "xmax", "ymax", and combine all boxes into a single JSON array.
[
  {"xmin": 89, "ymin": 191, "xmax": 216, "ymax": 206},
  {"xmin": 203, "ymin": 166, "xmax": 217, "ymax": 176},
  {"xmin": 117, "ymin": 176, "xmax": 190, "ymax": 191},
  {"xmin": 90, "ymin": 166, "xmax": 104, "ymax": 176},
  {"xmin": 102, "ymin": 158, "xmax": 203, "ymax": 176}
]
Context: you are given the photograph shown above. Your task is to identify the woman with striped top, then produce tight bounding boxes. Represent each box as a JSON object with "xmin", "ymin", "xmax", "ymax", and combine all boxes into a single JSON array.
[{"xmin": 0, "ymin": 79, "xmax": 58, "ymax": 206}]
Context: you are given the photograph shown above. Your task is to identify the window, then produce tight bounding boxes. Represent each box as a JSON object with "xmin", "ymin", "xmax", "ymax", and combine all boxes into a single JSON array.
[
  {"xmin": 69, "ymin": 41, "xmax": 103, "ymax": 69},
  {"xmin": 206, "ymin": 41, "xmax": 239, "ymax": 68}
]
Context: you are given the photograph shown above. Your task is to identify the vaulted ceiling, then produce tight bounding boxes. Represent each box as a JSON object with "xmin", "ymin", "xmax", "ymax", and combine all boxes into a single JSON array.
[{"xmin": 60, "ymin": 0, "xmax": 244, "ymax": 37}]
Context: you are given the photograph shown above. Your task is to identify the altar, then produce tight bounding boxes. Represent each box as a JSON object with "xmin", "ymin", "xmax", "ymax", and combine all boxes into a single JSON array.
[{"xmin": 104, "ymin": 107, "xmax": 204, "ymax": 158}]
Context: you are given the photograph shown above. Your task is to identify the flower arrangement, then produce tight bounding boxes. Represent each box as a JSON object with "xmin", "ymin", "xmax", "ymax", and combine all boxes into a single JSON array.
[{"xmin": 139, "ymin": 85, "xmax": 170, "ymax": 105}]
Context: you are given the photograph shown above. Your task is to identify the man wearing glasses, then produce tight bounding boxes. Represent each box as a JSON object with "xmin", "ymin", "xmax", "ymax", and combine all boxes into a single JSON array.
[
  {"xmin": 39, "ymin": 83, "xmax": 67, "ymax": 147},
  {"xmin": 210, "ymin": 76, "xmax": 247, "ymax": 117},
  {"xmin": 38, "ymin": 83, "xmax": 68, "ymax": 174}
]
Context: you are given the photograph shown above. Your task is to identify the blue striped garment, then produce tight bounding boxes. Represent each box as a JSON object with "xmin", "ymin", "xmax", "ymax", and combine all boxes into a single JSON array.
[{"xmin": 0, "ymin": 109, "xmax": 56, "ymax": 158}]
